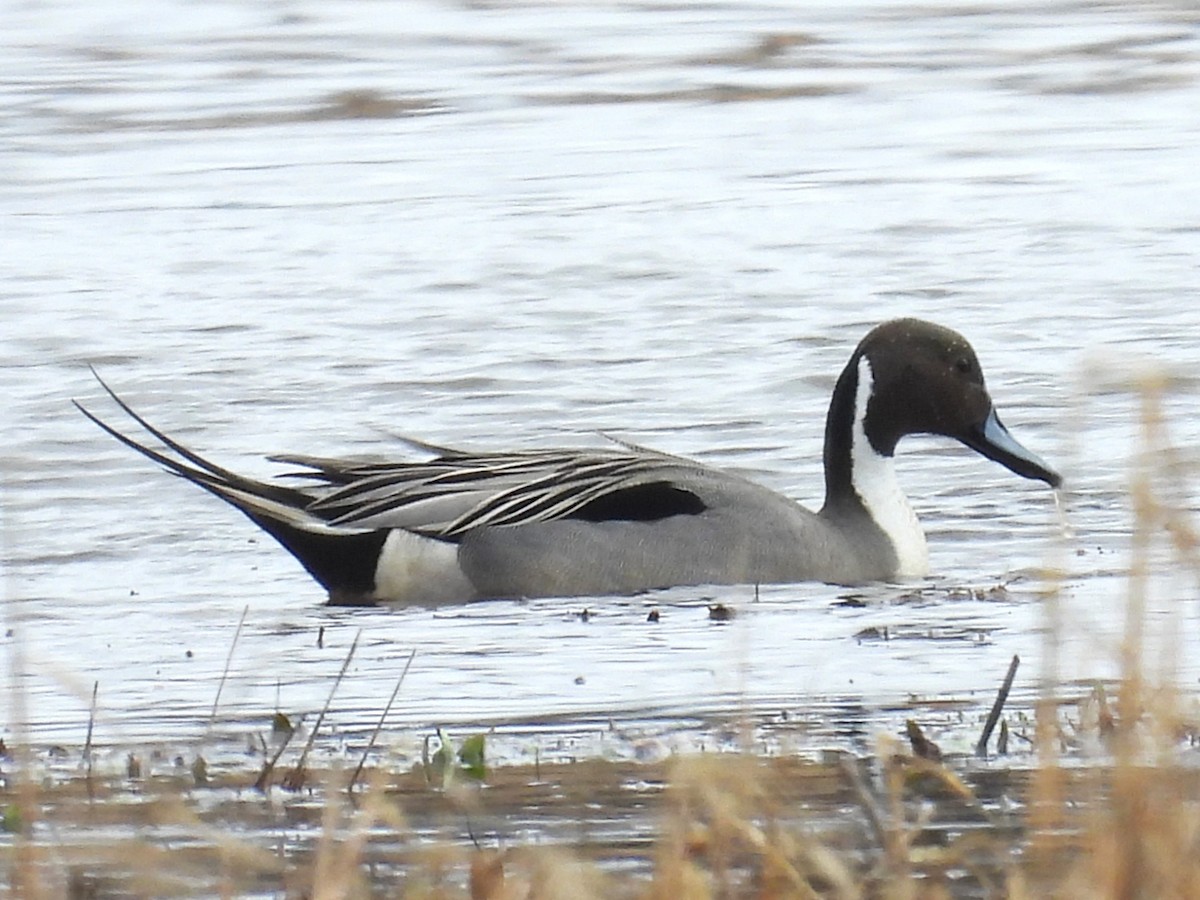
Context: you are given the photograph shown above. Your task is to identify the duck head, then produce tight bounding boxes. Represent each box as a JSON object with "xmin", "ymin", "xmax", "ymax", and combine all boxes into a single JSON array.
[
  {"xmin": 821, "ymin": 317, "xmax": 1061, "ymax": 500},
  {"xmin": 849, "ymin": 318, "xmax": 1061, "ymax": 487}
]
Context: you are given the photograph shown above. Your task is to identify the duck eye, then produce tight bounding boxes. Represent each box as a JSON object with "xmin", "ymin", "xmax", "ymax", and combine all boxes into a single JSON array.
[{"xmin": 955, "ymin": 357, "xmax": 972, "ymax": 374}]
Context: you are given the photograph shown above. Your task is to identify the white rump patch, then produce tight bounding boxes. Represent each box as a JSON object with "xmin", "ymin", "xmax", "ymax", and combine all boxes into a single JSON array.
[
  {"xmin": 852, "ymin": 358, "xmax": 929, "ymax": 578},
  {"xmin": 373, "ymin": 530, "xmax": 476, "ymax": 605}
]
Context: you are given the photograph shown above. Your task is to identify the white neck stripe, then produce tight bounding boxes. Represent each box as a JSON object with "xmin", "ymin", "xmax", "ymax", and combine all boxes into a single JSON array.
[{"xmin": 852, "ymin": 358, "xmax": 929, "ymax": 577}]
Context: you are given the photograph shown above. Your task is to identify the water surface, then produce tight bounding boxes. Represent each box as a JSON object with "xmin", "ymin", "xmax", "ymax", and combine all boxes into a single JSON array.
[{"xmin": 5, "ymin": 0, "xmax": 1200, "ymax": 775}]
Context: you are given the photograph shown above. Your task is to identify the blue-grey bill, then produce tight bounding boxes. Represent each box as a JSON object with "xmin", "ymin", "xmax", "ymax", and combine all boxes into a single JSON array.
[{"xmin": 965, "ymin": 408, "xmax": 1061, "ymax": 488}]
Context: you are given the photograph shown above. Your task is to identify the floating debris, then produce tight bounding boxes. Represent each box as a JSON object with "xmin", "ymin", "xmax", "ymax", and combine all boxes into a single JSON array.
[{"xmin": 905, "ymin": 720, "xmax": 943, "ymax": 762}]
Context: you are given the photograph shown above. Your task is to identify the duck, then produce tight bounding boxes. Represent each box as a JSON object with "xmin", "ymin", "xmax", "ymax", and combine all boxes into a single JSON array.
[{"xmin": 76, "ymin": 318, "xmax": 1060, "ymax": 606}]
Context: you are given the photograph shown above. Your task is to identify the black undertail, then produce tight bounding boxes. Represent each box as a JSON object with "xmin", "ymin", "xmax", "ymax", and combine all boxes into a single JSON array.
[{"xmin": 239, "ymin": 510, "xmax": 390, "ymax": 606}]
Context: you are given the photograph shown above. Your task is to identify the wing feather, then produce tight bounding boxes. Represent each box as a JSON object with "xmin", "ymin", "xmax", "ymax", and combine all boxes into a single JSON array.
[{"xmin": 80, "ymin": 373, "xmax": 708, "ymax": 541}]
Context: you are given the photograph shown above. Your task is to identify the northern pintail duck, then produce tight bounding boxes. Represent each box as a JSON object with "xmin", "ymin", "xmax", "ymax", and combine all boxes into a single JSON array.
[{"xmin": 77, "ymin": 319, "xmax": 1060, "ymax": 606}]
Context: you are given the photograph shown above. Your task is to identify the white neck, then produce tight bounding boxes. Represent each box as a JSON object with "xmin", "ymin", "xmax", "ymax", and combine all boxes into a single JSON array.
[{"xmin": 851, "ymin": 358, "xmax": 929, "ymax": 578}]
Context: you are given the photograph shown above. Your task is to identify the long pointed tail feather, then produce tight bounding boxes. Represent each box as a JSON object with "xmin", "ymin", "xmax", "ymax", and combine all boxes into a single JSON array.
[{"xmin": 76, "ymin": 373, "xmax": 390, "ymax": 603}]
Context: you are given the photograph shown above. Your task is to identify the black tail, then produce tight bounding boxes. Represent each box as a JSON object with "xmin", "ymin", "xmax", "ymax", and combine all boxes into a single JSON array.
[
  {"xmin": 76, "ymin": 371, "xmax": 388, "ymax": 605},
  {"xmin": 235, "ymin": 507, "xmax": 389, "ymax": 605}
]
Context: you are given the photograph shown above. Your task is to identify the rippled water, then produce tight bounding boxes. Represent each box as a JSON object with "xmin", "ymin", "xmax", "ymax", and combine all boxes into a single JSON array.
[{"xmin": 4, "ymin": 0, "xmax": 1200, "ymax": 779}]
